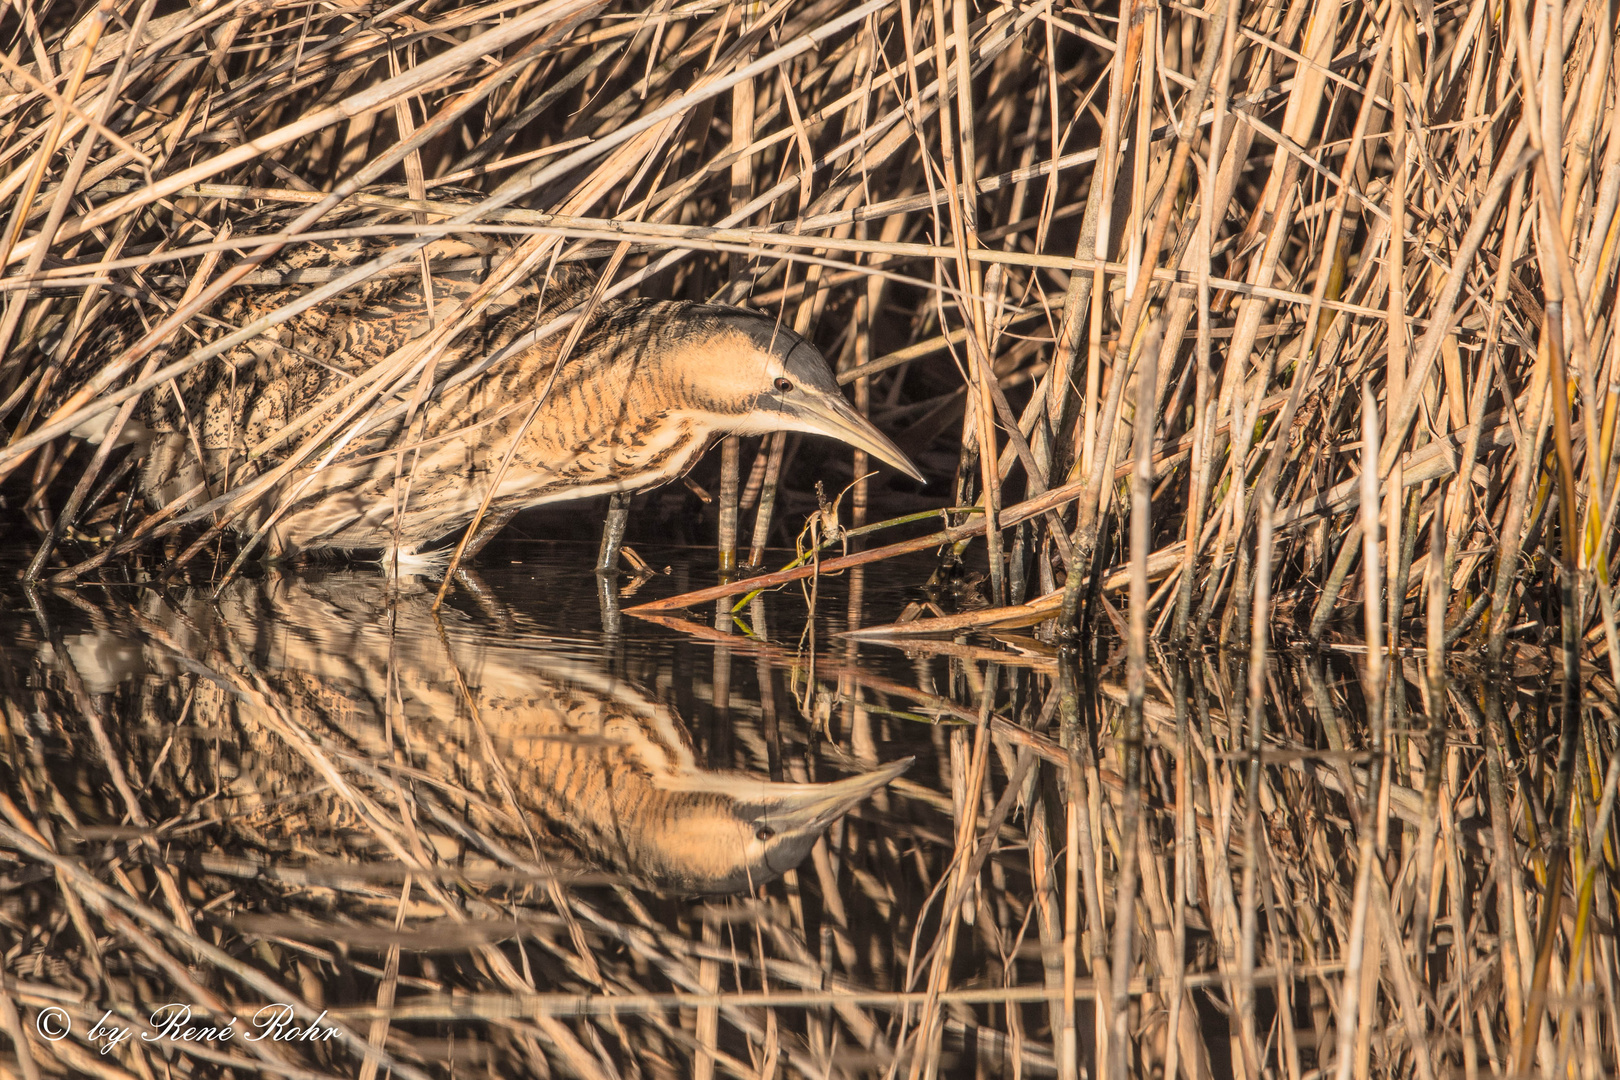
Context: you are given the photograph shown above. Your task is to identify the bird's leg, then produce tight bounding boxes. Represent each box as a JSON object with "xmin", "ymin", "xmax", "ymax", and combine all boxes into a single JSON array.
[
  {"xmin": 596, "ymin": 492, "xmax": 632, "ymax": 575},
  {"xmin": 598, "ymin": 570, "xmax": 623, "ymax": 638}
]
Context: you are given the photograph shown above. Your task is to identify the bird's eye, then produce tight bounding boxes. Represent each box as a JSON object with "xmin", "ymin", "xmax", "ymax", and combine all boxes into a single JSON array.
[
  {"xmin": 755, "ymin": 826, "xmax": 775, "ymax": 841},
  {"xmin": 774, "ymin": 377, "xmax": 793, "ymax": 393}
]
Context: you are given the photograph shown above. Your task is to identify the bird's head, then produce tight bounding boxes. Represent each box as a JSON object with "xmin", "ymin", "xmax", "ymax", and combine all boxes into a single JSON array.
[
  {"xmin": 669, "ymin": 308, "xmax": 925, "ymax": 483},
  {"xmin": 625, "ymin": 756, "xmax": 914, "ymax": 894}
]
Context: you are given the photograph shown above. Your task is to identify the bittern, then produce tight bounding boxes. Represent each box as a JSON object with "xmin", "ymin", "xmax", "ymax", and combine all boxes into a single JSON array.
[
  {"xmin": 55, "ymin": 572, "xmax": 911, "ymax": 893},
  {"xmin": 88, "ymin": 201, "xmax": 921, "ymax": 569}
]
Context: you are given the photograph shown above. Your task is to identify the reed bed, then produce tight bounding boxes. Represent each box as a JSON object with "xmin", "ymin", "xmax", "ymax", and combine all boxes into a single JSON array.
[
  {"xmin": 0, "ymin": 0, "xmax": 1617, "ymax": 661},
  {"xmin": 0, "ymin": 0, "xmax": 1617, "ymax": 1077}
]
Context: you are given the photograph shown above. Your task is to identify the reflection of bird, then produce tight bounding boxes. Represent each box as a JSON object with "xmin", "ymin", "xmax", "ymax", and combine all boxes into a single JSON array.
[
  {"xmin": 58, "ymin": 573, "xmax": 909, "ymax": 893},
  {"xmin": 82, "ymin": 200, "xmax": 921, "ymax": 567}
]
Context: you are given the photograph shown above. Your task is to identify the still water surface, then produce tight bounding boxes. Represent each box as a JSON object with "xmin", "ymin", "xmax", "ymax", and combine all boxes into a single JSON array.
[
  {"xmin": 1, "ymin": 541, "xmax": 1590, "ymax": 1078},
  {"xmin": 6, "ymin": 542, "xmax": 1067, "ymax": 1075}
]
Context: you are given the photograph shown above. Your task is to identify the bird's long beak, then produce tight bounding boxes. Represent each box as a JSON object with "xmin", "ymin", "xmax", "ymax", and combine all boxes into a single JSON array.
[
  {"xmin": 747, "ymin": 756, "xmax": 914, "ymax": 833},
  {"xmin": 784, "ymin": 390, "xmax": 926, "ymax": 483}
]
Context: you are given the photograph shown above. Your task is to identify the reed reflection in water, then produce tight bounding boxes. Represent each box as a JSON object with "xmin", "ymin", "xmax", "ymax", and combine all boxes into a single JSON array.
[
  {"xmin": 0, "ymin": 552, "xmax": 1612, "ymax": 1079},
  {"xmin": 31, "ymin": 573, "xmax": 912, "ymax": 894}
]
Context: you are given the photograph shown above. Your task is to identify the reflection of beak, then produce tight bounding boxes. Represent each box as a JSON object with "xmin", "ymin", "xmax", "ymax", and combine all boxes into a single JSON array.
[
  {"xmin": 750, "ymin": 756, "xmax": 914, "ymax": 833},
  {"xmin": 784, "ymin": 391, "xmax": 926, "ymax": 483},
  {"xmin": 649, "ymin": 758, "xmax": 913, "ymax": 893}
]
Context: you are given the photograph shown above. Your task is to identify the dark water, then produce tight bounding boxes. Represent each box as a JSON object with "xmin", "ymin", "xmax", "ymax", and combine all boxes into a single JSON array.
[
  {"xmin": 1, "ymin": 540, "xmax": 1064, "ymax": 1077},
  {"xmin": 1, "ymin": 540, "xmax": 1606, "ymax": 1079},
  {"xmin": 0, "ymin": 539, "xmax": 962, "ymax": 889}
]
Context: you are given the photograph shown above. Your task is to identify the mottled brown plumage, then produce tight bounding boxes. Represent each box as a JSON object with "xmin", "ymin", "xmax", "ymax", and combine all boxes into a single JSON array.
[
  {"xmin": 82, "ymin": 200, "xmax": 920, "ymax": 564},
  {"xmin": 55, "ymin": 573, "xmax": 910, "ymax": 893}
]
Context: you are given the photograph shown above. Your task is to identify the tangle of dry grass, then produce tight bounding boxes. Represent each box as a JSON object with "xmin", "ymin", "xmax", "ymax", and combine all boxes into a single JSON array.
[{"xmin": 1, "ymin": 0, "xmax": 1618, "ymax": 1077}]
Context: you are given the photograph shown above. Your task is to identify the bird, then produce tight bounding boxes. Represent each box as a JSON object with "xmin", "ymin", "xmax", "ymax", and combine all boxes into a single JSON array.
[
  {"xmin": 78, "ymin": 196, "xmax": 922, "ymax": 570},
  {"xmin": 54, "ymin": 571, "xmax": 913, "ymax": 893}
]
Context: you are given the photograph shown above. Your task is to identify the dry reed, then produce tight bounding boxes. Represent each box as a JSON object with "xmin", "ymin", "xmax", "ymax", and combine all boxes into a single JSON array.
[{"xmin": 1, "ymin": 0, "xmax": 1618, "ymax": 1077}]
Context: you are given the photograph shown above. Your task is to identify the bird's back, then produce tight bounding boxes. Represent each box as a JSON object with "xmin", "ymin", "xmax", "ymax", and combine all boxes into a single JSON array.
[
  {"xmin": 73, "ymin": 199, "xmax": 667, "ymax": 553},
  {"xmin": 111, "ymin": 212, "xmax": 558, "ymax": 448}
]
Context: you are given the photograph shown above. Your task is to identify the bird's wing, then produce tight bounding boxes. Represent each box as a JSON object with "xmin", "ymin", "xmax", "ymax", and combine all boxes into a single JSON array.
[{"xmin": 69, "ymin": 199, "xmax": 592, "ymax": 459}]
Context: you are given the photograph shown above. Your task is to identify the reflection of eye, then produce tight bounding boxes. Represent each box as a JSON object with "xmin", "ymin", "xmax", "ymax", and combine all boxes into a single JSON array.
[
  {"xmin": 755, "ymin": 826, "xmax": 775, "ymax": 841},
  {"xmin": 774, "ymin": 377, "xmax": 793, "ymax": 393}
]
